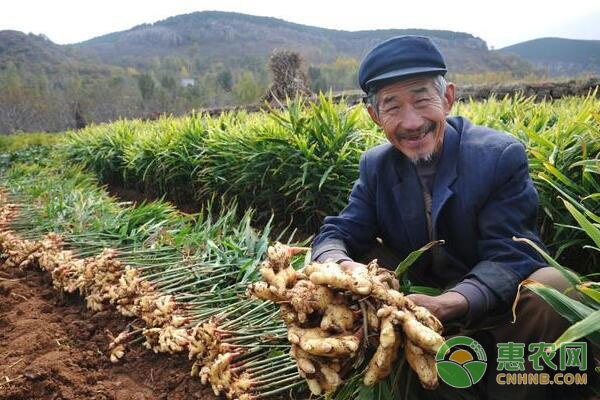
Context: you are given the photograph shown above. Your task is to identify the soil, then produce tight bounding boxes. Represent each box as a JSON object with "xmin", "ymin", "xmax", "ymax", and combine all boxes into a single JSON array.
[{"xmin": 0, "ymin": 264, "xmax": 217, "ymax": 400}]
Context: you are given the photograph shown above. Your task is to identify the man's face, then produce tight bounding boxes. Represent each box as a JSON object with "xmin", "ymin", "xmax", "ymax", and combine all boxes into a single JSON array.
[{"xmin": 368, "ymin": 76, "xmax": 454, "ymax": 163}]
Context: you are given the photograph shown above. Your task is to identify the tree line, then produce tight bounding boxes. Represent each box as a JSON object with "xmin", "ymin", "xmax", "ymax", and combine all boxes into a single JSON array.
[
  {"xmin": 0, "ymin": 50, "xmax": 546, "ymax": 135},
  {"xmin": 0, "ymin": 55, "xmax": 361, "ymax": 135}
]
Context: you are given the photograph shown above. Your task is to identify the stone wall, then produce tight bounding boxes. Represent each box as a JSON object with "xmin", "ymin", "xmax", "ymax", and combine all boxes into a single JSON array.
[
  {"xmin": 198, "ymin": 77, "xmax": 600, "ymax": 116},
  {"xmin": 455, "ymin": 77, "xmax": 600, "ymax": 102},
  {"xmin": 335, "ymin": 77, "xmax": 600, "ymax": 106}
]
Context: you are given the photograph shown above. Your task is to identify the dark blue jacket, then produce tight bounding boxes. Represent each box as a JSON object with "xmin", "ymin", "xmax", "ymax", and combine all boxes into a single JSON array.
[{"xmin": 312, "ymin": 116, "xmax": 545, "ymax": 322}]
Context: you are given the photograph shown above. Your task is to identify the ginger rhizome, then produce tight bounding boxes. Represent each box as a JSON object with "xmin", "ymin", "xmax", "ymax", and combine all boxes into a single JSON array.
[{"xmin": 249, "ymin": 242, "xmax": 444, "ymax": 393}]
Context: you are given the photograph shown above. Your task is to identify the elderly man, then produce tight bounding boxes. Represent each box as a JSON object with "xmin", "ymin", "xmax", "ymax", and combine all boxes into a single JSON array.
[{"xmin": 311, "ymin": 36, "xmax": 589, "ymax": 399}]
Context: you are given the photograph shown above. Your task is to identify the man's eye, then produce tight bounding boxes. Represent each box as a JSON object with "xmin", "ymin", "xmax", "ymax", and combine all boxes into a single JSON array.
[{"xmin": 416, "ymin": 98, "xmax": 429, "ymax": 103}]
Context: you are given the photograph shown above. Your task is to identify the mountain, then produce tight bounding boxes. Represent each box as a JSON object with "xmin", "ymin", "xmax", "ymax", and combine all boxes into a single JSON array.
[
  {"xmin": 498, "ymin": 37, "xmax": 600, "ymax": 76},
  {"xmin": 1, "ymin": 11, "xmax": 596, "ymax": 134},
  {"xmin": 69, "ymin": 11, "xmax": 531, "ymax": 75},
  {"xmin": 0, "ymin": 30, "xmax": 117, "ymax": 78}
]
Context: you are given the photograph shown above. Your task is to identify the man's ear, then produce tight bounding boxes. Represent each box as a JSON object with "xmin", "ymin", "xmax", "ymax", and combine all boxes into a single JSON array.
[
  {"xmin": 443, "ymin": 82, "xmax": 456, "ymax": 115},
  {"xmin": 367, "ymin": 105, "xmax": 382, "ymax": 127}
]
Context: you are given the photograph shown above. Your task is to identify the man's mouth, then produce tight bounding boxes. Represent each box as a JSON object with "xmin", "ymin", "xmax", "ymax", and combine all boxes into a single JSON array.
[
  {"xmin": 396, "ymin": 122, "xmax": 436, "ymax": 142},
  {"xmin": 404, "ymin": 132, "xmax": 429, "ymax": 141}
]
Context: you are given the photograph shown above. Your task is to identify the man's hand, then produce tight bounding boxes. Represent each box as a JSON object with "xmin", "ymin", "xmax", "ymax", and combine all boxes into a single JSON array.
[{"xmin": 406, "ymin": 292, "xmax": 468, "ymax": 323}]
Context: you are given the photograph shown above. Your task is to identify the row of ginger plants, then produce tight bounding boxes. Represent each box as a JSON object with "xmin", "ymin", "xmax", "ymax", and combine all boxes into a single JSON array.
[
  {"xmin": 61, "ymin": 93, "xmax": 600, "ymax": 272},
  {"xmin": 0, "ymin": 162, "xmax": 299, "ymax": 400},
  {"xmin": 0, "ymin": 160, "xmax": 457, "ymax": 399}
]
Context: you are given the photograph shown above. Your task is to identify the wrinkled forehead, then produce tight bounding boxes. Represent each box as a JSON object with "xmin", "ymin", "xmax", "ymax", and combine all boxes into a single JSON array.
[
  {"xmin": 376, "ymin": 76, "xmax": 437, "ymax": 104},
  {"xmin": 377, "ymin": 76, "xmax": 435, "ymax": 97}
]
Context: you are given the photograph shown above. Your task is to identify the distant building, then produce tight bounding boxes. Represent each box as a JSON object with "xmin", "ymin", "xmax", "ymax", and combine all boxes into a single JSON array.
[{"xmin": 180, "ymin": 78, "xmax": 195, "ymax": 87}]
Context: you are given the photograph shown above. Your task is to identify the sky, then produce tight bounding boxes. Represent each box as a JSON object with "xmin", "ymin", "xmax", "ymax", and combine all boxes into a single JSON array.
[{"xmin": 2, "ymin": 0, "xmax": 600, "ymax": 49}]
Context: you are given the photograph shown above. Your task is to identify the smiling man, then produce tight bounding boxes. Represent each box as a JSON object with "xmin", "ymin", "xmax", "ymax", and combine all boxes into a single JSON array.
[{"xmin": 310, "ymin": 36, "xmax": 588, "ymax": 398}]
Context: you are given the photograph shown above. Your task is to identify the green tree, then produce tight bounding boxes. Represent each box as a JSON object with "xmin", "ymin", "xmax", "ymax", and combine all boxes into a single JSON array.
[
  {"xmin": 233, "ymin": 71, "xmax": 261, "ymax": 104},
  {"xmin": 137, "ymin": 73, "xmax": 155, "ymax": 102},
  {"xmin": 331, "ymin": 58, "xmax": 359, "ymax": 90},
  {"xmin": 308, "ymin": 66, "xmax": 326, "ymax": 92},
  {"xmin": 150, "ymin": 57, "xmax": 161, "ymax": 72},
  {"xmin": 160, "ymin": 75, "xmax": 177, "ymax": 91},
  {"xmin": 217, "ymin": 69, "xmax": 233, "ymax": 92}
]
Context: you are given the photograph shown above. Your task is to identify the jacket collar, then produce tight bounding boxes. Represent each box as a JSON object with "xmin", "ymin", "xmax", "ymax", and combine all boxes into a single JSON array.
[{"xmin": 432, "ymin": 120, "xmax": 459, "ymax": 231}]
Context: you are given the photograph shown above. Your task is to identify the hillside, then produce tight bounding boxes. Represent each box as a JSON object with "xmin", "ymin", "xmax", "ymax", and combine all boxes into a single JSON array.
[
  {"xmin": 0, "ymin": 30, "xmax": 116, "ymax": 78},
  {"xmin": 71, "ymin": 11, "xmax": 531, "ymax": 75},
  {"xmin": 498, "ymin": 37, "xmax": 600, "ymax": 76},
  {"xmin": 4, "ymin": 11, "xmax": 593, "ymax": 134}
]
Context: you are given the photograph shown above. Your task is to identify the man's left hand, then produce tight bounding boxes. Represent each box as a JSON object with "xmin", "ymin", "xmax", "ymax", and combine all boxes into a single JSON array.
[{"xmin": 406, "ymin": 292, "xmax": 468, "ymax": 323}]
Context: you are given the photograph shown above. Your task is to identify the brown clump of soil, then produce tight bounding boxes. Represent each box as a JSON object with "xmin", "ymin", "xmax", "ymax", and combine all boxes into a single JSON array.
[{"xmin": 0, "ymin": 265, "xmax": 217, "ymax": 400}]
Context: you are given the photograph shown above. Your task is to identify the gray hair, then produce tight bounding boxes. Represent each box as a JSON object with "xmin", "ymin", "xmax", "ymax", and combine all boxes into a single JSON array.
[{"xmin": 365, "ymin": 75, "xmax": 448, "ymax": 117}]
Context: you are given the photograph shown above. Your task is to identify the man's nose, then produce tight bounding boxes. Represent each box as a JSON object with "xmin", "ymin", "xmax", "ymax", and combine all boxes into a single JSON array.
[{"xmin": 399, "ymin": 107, "xmax": 424, "ymax": 132}]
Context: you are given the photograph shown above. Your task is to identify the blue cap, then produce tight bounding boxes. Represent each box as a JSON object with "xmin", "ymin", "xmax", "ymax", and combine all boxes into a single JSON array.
[{"xmin": 358, "ymin": 36, "xmax": 447, "ymax": 93}]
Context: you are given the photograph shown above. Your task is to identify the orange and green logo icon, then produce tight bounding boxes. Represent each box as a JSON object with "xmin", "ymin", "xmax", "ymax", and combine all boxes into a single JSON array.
[{"xmin": 435, "ymin": 336, "xmax": 487, "ymax": 388}]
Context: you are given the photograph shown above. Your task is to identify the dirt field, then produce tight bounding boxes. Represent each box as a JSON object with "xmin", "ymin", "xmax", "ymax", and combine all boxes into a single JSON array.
[{"xmin": 0, "ymin": 264, "xmax": 217, "ymax": 400}]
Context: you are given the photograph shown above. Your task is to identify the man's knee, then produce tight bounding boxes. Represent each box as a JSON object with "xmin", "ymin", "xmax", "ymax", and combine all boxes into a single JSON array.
[
  {"xmin": 517, "ymin": 267, "xmax": 584, "ymax": 330},
  {"xmin": 487, "ymin": 267, "xmax": 575, "ymax": 346},
  {"xmin": 526, "ymin": 267, "xmax": 575, "ymax": 297}
]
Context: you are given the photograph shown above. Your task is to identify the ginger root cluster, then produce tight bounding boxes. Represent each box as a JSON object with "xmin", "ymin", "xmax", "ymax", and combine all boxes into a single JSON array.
[{"xmin": 248, "ymin": 242, "xmax": 445, "ymax": 393}]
